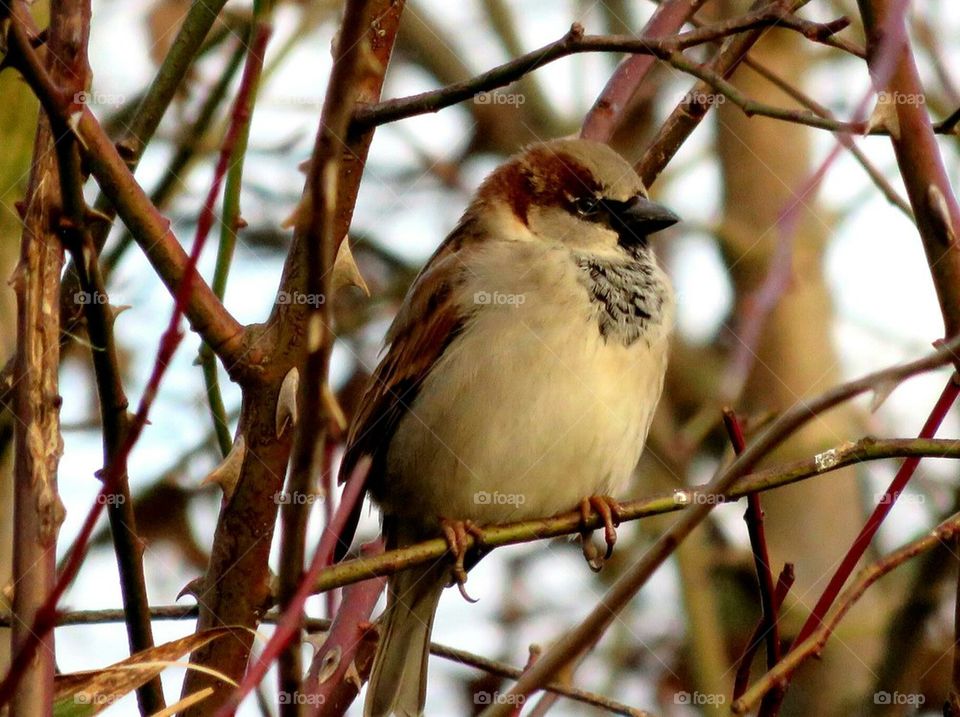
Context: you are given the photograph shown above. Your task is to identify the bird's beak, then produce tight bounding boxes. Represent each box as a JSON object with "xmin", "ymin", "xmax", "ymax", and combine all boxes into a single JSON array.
[{"xmin": 616, "ymin": 195, "xmax": 680, "ymax": 236}]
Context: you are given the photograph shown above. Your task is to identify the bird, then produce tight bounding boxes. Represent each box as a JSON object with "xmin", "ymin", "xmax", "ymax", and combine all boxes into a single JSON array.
[{"xmin": 335, "ymin": 137, "xmax": 678, "ymax": 716}]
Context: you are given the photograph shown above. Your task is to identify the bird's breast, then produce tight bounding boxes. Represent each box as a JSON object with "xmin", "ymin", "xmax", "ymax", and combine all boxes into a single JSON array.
[{"xmin": 379, "ymin": 243, "xmax": 673, "ymax": 526}]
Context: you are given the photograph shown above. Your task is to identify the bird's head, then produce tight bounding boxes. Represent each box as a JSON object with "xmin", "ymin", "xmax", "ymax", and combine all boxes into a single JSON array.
[{"xmin": 472, "ymin": 138, "xmax": 679, "ymax": 256}]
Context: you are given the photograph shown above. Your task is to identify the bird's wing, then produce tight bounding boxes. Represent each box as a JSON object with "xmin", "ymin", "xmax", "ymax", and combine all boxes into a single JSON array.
[{"xmin": 332, "ymin": 226, "xmax": 476, "ymax": 560}]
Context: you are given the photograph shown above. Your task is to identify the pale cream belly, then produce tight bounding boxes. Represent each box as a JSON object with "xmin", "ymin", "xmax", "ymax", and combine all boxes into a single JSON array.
[{"xmin": 380, "ymin": 305, "xmax": 668, "ymax": 527}]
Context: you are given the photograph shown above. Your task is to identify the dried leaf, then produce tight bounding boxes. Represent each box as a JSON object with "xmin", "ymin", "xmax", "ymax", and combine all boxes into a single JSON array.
[{"xmin": 53, "ymin": 628, "xmax": 235, "ymax": 716}]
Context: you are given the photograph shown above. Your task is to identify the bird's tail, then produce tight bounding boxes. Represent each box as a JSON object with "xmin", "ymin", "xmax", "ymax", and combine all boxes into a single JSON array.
[{"xmin": 365, "ymin": 559, "xmax": 448, "ymax": 717}]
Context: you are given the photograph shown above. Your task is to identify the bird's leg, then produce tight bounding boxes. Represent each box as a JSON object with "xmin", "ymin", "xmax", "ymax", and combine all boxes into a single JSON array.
[
  {"xmin": 579, "ymin": 495, "xmax": 623, "ymax": 568},
  {"xmin": 439, "ymin": 518, "xmax": 483, "ymax": 603}
]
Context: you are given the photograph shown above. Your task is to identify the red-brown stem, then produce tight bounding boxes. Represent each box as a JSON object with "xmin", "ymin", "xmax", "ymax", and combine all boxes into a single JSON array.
[
  {"xmin": 306, "ymin": 540, "xmax": 386, "ymax": 716},
  {"xmin": 792, "ymin": 375, "xmax": 960, "ymax": 649},
  {"xmin": 276, "ymin": 0, "xmax": 372, "ymax": 706},
  {"xmin": 722, "ymin": 412, "xmax": 781, "ymax": 667},
  {"xmin": 858, "ymin": 0, "xmax": 960, "ymax": 338},
  {"xmin": 580, "ymin": 0, "xmax": 709, "ymax": 142},
  {"xmin": 733, "ymin": 565, "xmax": 795, "ymax": 699}
]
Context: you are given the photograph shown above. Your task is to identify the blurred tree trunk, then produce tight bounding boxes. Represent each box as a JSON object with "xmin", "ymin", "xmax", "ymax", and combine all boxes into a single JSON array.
[{"xmin": 715, "ymin": 3, "xmax": 883, "ymax": 713}]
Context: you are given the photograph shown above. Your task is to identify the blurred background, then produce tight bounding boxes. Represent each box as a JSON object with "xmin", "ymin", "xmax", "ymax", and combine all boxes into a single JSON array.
[{"xmin": 3, "ymin": 0, "xmax": 960, "ymax": 714}]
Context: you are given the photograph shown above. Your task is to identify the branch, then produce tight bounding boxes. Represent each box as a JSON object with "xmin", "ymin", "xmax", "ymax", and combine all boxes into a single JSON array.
[
  {"xmin": 734, "ymin": 512, "xmax": 960, "ymax": 714},
  {"xmin": 273, "ymin": 0, "xmax": 375, "ymax": 705},
  {"xmin": 859, "ymin": 0, "xmax": 960, "ymax": 336},
  {"xmin": 3, "ymin": 0, "xmax": 86, "ymax": 711},
  {"xmin": 53, "ymin": 70, "xmax": 166, "ymax": 717},
  {"xmin": 581, "ymin": 0, "xmax": 709, "ymax": 142},
  {"xmin": 308, "ymin": 435, "xmax": 960, "ymax": 598},
  {"xmin": 352, "ymin": 8, "xmax": 849, "ymax": 128},
  {"xmin": 180, "ymin": 1, "xmax": 406, "ymax": 710}
]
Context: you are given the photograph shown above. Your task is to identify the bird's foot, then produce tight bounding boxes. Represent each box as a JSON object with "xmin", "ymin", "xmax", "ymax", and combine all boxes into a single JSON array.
[
  {"xmin": 439, "ymin": 518, "xmax": 484, "ymax": 603},
  {"xmin": 579, "ymin": 495, "xmax": 623, "ymax": 571}
]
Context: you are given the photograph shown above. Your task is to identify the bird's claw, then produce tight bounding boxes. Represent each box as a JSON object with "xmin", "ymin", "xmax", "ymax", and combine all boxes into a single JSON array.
[
  {"xmin": 440, "ymin": 518, "xmax": 483, "ymax": 603},
  {"xmin": 579, "ymin": 495, "xmax": 623, "ymax": 567}
]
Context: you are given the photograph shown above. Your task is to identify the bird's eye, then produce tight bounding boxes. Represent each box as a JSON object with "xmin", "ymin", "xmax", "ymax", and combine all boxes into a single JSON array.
[{"xmin": 573, "ymin": 196, "xmax": 602, "ymax": 218}]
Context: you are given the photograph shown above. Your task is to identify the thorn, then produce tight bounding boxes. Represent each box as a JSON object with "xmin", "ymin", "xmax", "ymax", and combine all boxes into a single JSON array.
[
  {"xmin": 281, "ymin": 197, "xmax": 308, "ymax": 230},
  {"xmin": 865, "ymin": 92, "xmax": 900, "ymax": 140},
  {"xmin": 276, "ymin": 367, "xmax": 299, "ymax": 438},
  {"xmin": 332, "ymin": 238, "xmax": 370, "ymax": 296},
  {"xmin": 84, "ymin": 206, "xmax": 113, "ymax": 227},
  {"xmin": 200, "ymin": 435, "xmax": 245, "ymax": 500},
  {"xmin": 344, "ymin": 660, "xmax": 363, "ymax": 690},
  {"xmin": 13, "ymin": 200, "xmax": 26, "ymax": 219},
  {"xmin": 927, "ymin": 185, "xmax": 956, "ymax": 246},
  {"xmin": 870, "ymin": 378, "xmax": 899, "ymax": 413},
  {"xmin": 107, "ymin": 304, "xmax": 131, "ymax": 324},
  {"xmin": 323, "ymin": 384, "xmax": 349, "ymax": 436},
  {"xmin": 177, "ymin": 576, "xmax": 205, "ymax": 601},
  {"xmin": 234, "ymin": 215, "xmax": 248, "ymax": 231}
]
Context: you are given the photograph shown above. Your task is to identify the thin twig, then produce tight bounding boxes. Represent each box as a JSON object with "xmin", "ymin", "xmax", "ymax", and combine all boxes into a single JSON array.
[
  {"xmin": 199, "ymin": 9, "xmax": 272, "ymax": 460},
  {"xmin": 54, "ymin": 76, "xmax": 166, "ymax": 717}
]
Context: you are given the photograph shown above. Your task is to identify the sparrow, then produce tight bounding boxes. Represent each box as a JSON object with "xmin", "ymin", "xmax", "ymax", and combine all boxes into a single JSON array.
[{"xmin": 335, "ymin": 138, "xmax": 678, "ymax": 716}]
